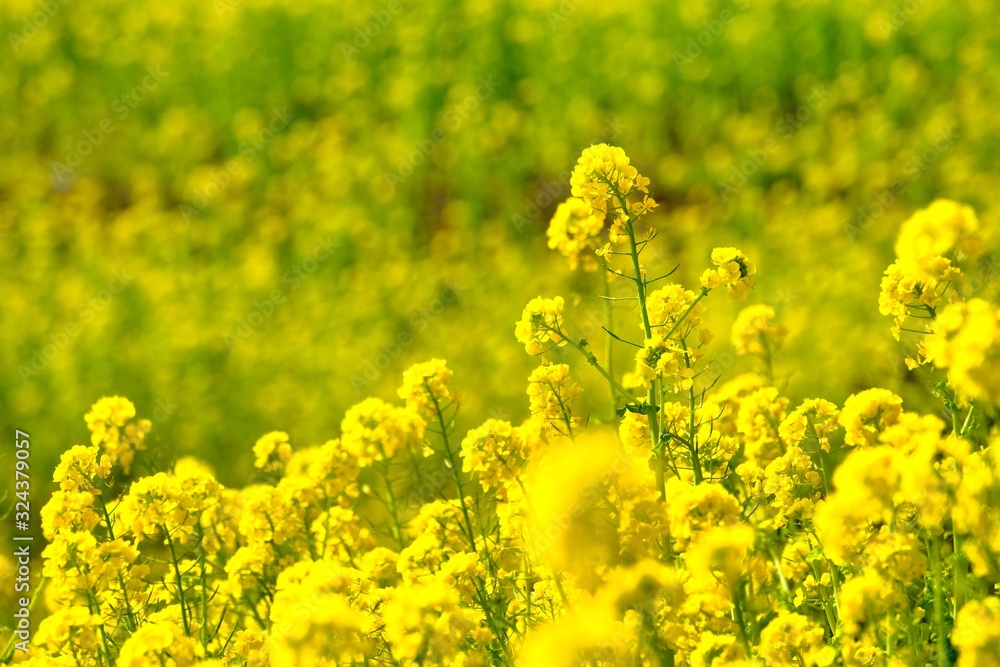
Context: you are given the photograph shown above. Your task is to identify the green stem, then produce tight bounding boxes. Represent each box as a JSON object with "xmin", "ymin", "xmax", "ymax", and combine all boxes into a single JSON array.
[
  {"xmin": 377, "ymin": 457, "xmax": 405, "ymax": 550},
  {"xmin": 659, "ymin": 288, "xmax": 710, "ymax": 341},
  {"xmin": 426, "ymin": 386, "xmax": 511, "ymax": 663},
  {"xmin": 602, "ymin": 267, "xmax": 618, "ymax": 421},
  {"xmin": 953, "ymin": 529, "xmax": 966, "ymax": 617},
  {"xmin": 558, "ymin": 334, "xmax": 641, "ymax": 408},
  {"xmin": 164, "ymin": 527, "xmax": 191, "ymax": 636},
  {"xmin": 680, "ymin": 341, "xmax": 703, "ymax": 484},
  {"xmin": 96, "ymin": 493, "xmax": 138, "ymax": 632},
  {"xmin": 732, "ymin": 586, "xmax": 754, "ymax": 656},
  {"xmin": 928, "ymin": 538, "xmax": 951, "ymax": 667}
]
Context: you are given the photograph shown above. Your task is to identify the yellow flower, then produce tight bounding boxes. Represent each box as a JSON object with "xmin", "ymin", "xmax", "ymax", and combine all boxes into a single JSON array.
[
  {"xmin": 285, "ymin": 438, "xmax": 360, "ymax": 500},
  {"xmin": 117, "ymin": 620, "xmax": 198, "ymax": 667},
  {"xmin": 630, "ymin": 335, "xmax": 688, "ymax": 392},
  {"xmin": 381, "ymin": 580, "xmax": 488, "ymax": 666},
  {"xmin": 779, "ymin": 399, "xmax": 840, "ymax": 452},
  {"xmin": 753, "ymin": 445, "xmax": 823, "ymax": 530},
  {"xmin": 647, "ymin": 283, "xmax": 704, "ymax": 330},
  {"xmin": 736, "ymin": 386, "xmax": 788, "ymax": 466},
  {"xmin": 878, "ymin": 261, "xmax": 948, "ymax": 341},
  {"xmin": 269, "ymin": 566, "xmax": 372, "ymax": 667},
  {"xmin": 837, "ymin": 568, "xmax": 905, "ymax": 638},
  {"xmin": 227, "ymin": 629, "xmax": 269, "ymax": 667},
  {"xmin": 665, "ymin": 478, "xmax": 740, "ymax": 551},
  {"xmin": 53, "ymin": 444, "xmax": 111, "ymax": 493},
  {"xmin": 838, "ymin": 388, "xmax": 902, "ymax": 447},
  {"xmin": 521, "ymin": 433, "xmax": 622, "ymax": 586},
  {"xmin": 731, "ymin": 304, "xmax": 785, "ymax": 356},
  {"xmin": 527, "ymin": 363, "xmax": 582, "ymax": 437},
  {"xmin": 952, "ymin": 597, "xmax": 1000, "ymax": 667},
  {"xmin": 461, "ymin": 418, "xmax": 531, "ymax": 495},
  {"xmin": 85, "ymin": 395, "xmax": 150, "ymax": 474},
  {"xmin": 619, "ymin": 409, "xmax": 652, "ymax": 457},
  {"xmin": 222, "ymin": 542, "xmax": 275, "ymax": 599},
  {"xmin": 953, "ymin": 439, "xmax": 1000, "ymax": 578},
  {"xmin": 514, "ymin": 296, "xmax": 567, "ymax": 355},
  {"xmin": 700, "ymin": 248, "xmax": 756, "ymax": 300},
  {"xmin": 690, "ymin": 633, "xmax": 748, "ymax": 667},
  {"xmin": 547, "ymin": 197, "xmax": 605, "ymax": 270},
  {"xmin": 925, "ymin": 298, "xmax": 1000, "ymax": 402},
  {"xmin": 758, "ymin": 612, "xmax": 833, "ymax": 667},
  {"xmin": 570, "ymin": 144, "xmax": 653, "ymax": 220},
  {"xmin": 398, "ymin": 358, "xmax": 459, "ymax": 418},
  {"xmin": 894, "ymin": 199, "xmax": 981, "ymax": 282},
  {"xmin": 252, "ymin": 431, "xmax": 293, "ymax": 473},
  {"xmin": 40, "ymin": 490, "xmax": 101, "ymax": 539},
  {"xmin": 685, "ymin": 525, "xmax": 755, "ymax": 588},
  {"xmin": 813, "ymin": 447, "xmax": 901, "ymax": 564},
  {"xmin": 117, "ymin": 470, "xmax": 222, "ymax": 544},
  {"xmin": 340, "ymin": 397, "xmax": 425, "ymax": 466},
  {"xmin": 34, "ymin": 606, "xmax": 100, "ymax": 654}
]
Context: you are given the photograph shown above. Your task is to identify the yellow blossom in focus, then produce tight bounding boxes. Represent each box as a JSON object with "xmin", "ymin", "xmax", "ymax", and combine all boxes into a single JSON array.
[
  {"xmin": 515, "ymin": 296, "xmax": 567, "ymax": 355},
  {"xmin": 701, "ymin": 248, "xmax": 756, "ymax": 300},
  {"xmin": 570, "ymin": 144, "xmax": 653, "ymax": 220},
  {"xmin": 526, "ymin": 363, "xmax": 582, "ymax": 437}
]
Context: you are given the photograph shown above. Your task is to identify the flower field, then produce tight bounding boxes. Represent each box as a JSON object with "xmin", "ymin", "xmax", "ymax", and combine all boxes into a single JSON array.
[{"xmin": 2, "ymin": 0, "xmax": 1000, "ymax": 665}]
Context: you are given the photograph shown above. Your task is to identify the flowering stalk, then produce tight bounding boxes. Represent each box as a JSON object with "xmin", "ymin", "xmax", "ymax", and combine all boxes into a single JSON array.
[{"xmin": 424, "ymin": 383, "xmax": 512, "ymax": 663}]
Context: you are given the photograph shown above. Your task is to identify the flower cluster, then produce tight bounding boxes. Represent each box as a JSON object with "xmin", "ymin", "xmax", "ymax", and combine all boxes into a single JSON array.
[
  {"xmin": 17, "ymin": 149, "xmax": 1000, "ymax": 667},
  {"xmin": 546, "ymin": 197, "xmax": 606, "ymax": 271},
  {"xmin": 514, "ymin": 296, "xmax": 567, "ymax": 355},
  {"xmin": 878, "ymin": 199, "xmax": 983, "ymax": 343}
]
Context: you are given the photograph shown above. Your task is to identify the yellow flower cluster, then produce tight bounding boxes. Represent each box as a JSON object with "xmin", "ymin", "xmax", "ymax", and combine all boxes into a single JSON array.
[
  {"xmin": 701, "ymin": 248, "xmax": 757, "ymax": 300},
  {"xmin": 84, "ymin": 396, "xmax": 151, "ymax": 475},
  {"xmin": 569, "ymin": 143, "xmax": 654, "ymax": 221},
  {"xmin": 546, "ymin": 197, "xmax": 606, "ymax": 271},
  {"xmin": 926, "ymin": 298, "xmax": 1000, "ymax": 401},
  {"xmin": 879, "ymin": 199, "xmax": 983, "ymax": 342},
  {"xmin": 17, "ymin": 148, "xmax": 1000, "ymax": 667},
  {"xmin": 514, "ymin": 296, "xmax": 567, "ymax": 355},
  {"xmin": 731, "ymin": 304, "xmax": 786, "ymax": 357}
]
